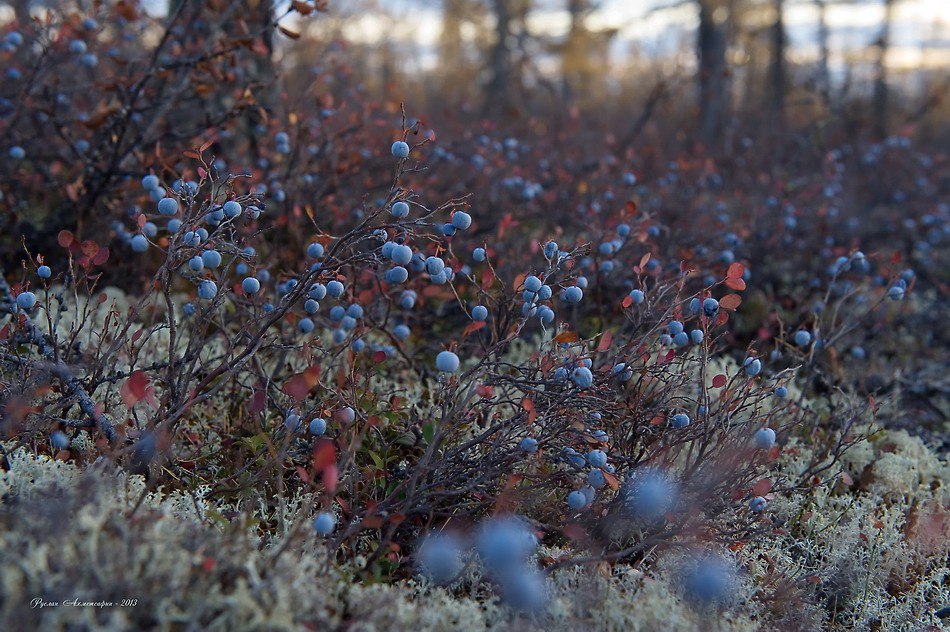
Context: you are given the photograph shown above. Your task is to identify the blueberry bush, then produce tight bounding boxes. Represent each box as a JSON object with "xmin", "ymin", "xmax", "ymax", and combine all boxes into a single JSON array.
[{"xmin": 0, "ymin": 2, "xmax": 947, "ymax": 630}]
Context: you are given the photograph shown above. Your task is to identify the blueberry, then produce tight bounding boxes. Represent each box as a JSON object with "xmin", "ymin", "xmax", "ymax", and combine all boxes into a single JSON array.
[
  {"xmin": 572, "ymin": 366, "xmax": 593, "ymax": 388},
  {"xmin": 416, "ymin": 534, "xmax": 464, "ymax": 585},
  {"xmin": 142, "ymin": 174, "xmax": 159, "ymax": 190},
  {"xmin": 702, "ymin": 297, "xmax": 719, "ymax": 315},
  {"xmin": 158, "ymin": 197, "xmax": 179, "ymax": 216},
  {"xmin": 472, "ymin": 247, "xmax": 486, "ymax": 262},
  {"xmin": 238, "ymin": 277, "xmax": 259, "ymax": 294},
  {"xmin": 754, "ymin": 427, "xmax": 776, "ymax": 449},
  {"xmin": 562, "ymin": 286, "xmax": 583, "ymax": 303},
  {"xmin": 198, "ymin": 280, "xmax": 217, "ymax": 300},
  {"xmin": 523, "ymin": 276, "xmax": 542, "ymax": 293},
  {"xmin": 37, "ymin": 265, "xmax": 51, "ymax": 279},
  {"xmin": 15, "ymin": 291, "xmax": 36, "ymax": 310},
  {"xmin": 201, "ymin": 250, "xmax": 222, "ymax": 269},
  {"xmin": 668, "ymin": 320, "xmax": 684, "ymax": 336},
  {"xmin": 425, "ymin": 257, "xmax": 445, "ymax": 276},
  {"xmin": 451, "ymin": 211, "xmax": 472, "ymax": 230},
  {"xmin": 683, "ymin": 555, "xmax": 737, "ymax": 607},
  {"xmin": 387, "ymin": 266, "xmax": 409, "ymax": 284},
  {"xmin": 326, "ymin": 280, "xmax": 345, "ymax": 298},
  {"xmin": 183, "ymin": 302, "xmax": 196, "ymax": 316},
  {"xmin": 50, "ymin": 431, "xmax": 69, "ymax": 450},
  {"xmin": 774, "ymin": 386, "xmax": 788, "ymax": 398},
  {"xmin": 391, "ymin": 244, "xmax": 413, "ymax": 266},
  {"xmin": 167, "ymin": 219, "xmax": 182, "ymax": 233},
  {"xmin": 568, "ymin": 490, "xmax": 588, "ymax": 510},
  {"xmin": 329, "ymin": 305, "xmax": 345, "ymax": 321},
  {"xmin": 623, "ymin": 468, "xmax": 676, "ymax": 522},
  {"xmin": 887, "ymin": 285, "xmax": 904, "ymax": 300},
  {"xmin": 308, "ymin": 283, "xmax": 327, "ymax": 300},
  {"xmin": 537, "ymin": 285, "xmax": 552, "ymax": 300},
  {"xmin": 475, "ymin": 517, "xmax": 538, "ymax": 575},
  {"xmin": 628, "ymin": 289, "xmax": 644, "ymax": 305},
  {"xmin": 223, "ymin": 201, "xmax": 242, "ymax": 218},
  {"xmin": 743, "ymin": 358, "xmax": 762, "ymax": 377},
  {"xmin": 519, "ymin": 437, "xmax": 538, "ymax": 453},
  {"xmin": 544, "ymin": 241, "xmax": 558, "ymax": 259},
  {"xmin": 307, "ymin": 242, "xmax": 325, "ymax": 258},
  {"xmin": 587, "ymin": 449, "xmax": 607, "ymax": 468},
  {"xmin": 673, "ymin": 332, "xmax": 689, "ymax": 347},
  {"xmin": 284, "ymin": 412, "xmax": 302, "ymax": 433},
  {"xmin": 671, "ymin": 413, "xmax": 690, "ymax": 429},
  {"xmin": 394, "ymin": 324, "xmax": 411, "ymax": 340},
  {"xmin": 749, "ymin": 496, "xmax": 767, "ymax": 513},
  {"xmin": 690, "ymin": 329, "xmax": 704, "ymax": 344},
  {"xmin": 309, "ymin": 417, "xmax": 327, "ymax": 435},
  {"xmin": 588, "ymin": 468, "xmax": 606, "ymax": 489},
  {"xmin": 391, "ymin": 141, "xmax": 410, "ymax": 158},
  {"xmin": 313, "ymin": 512, "xmax": 336, "ymax": 536},
  {"xmin": 337, "ymin": 407, "xmax": 356, "ymax": 423},
  {"xmin": 472, "ymin": 305, "xmax": 488, "ymax": 321},
  {"xmin": 299, "ymin": 318, "xmax": 315, "ymax": 334},
  {"xmin": 794, "ymin": 330, "xmax": 812, "ymax": 346},
  {"xmin": 436, "ymin": 351, "xmax": 460, "ymax": 373},
  {"xmin": 188, "ymin": 256, "xmax": 204, "ymax": 272},
  {"xmin": 182, "ymin": 231, "xmax": 201, "ymax": 247},
  {"xmin": 391, "ymin": 201, "xmax": 410, "ymax": 218},
  {"xmin": 131, "ymin": 234, "xmax": 149, "ymax": 252}
]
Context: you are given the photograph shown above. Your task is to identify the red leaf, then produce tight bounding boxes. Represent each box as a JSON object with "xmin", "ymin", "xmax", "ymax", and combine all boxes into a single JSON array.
[
  {"xmin": 313, "ymin": 440, "xmax": 336, "ymax": 470},
  {"xmin": 283, "ymin": 365, "xmax": 320, "ymax": 401},
  {"xmin": 725, "ymin": 277, "xmax": 746, "ymax": 291},
  {"xmin": 58, "ymin": 230, "xmax": 75, "ymax": 248},
  {"xmin": 712, "ymin": 374, "xmax": 727, "ymax": 388},
  {"xmin": 563, "ymin": 523, "xmax": 587, "ymax": 541},
  {"xmin": 726, "ymin": 262, "xmax": 745, "ymax": 279},
  {"xmin": 249, "ymin": 388, "xmax": 266, "ymax": 416},
  {"xmin": 522, "ymin": 398, "xmax": 536, "ymax": 424},
  {"xmin": 639, "ymin": 252, "xmax": 651, "ymax": 269},
  {"xmin": 323, "ymin": 463, "xmax": 338, "ymax": 493},
  {"xmin": 553, "ymin": 330, "xmax": 579, "ymax": 344},
  {"xmin": 463, "ymin": 320, "xmax": 487, "ymax": 336},
  {"xmin": 719, "ymin": 294, "xmax": 742, "ymax": 310},
  {"xmin": 752, "ymin": 478, "xmax": 773, "ymax": 496},
  {"xmin": 120, "ymin": 371, "xmax": 150, "ymax": 407},
  {"xmin": 622, "ymin": 295, "xmax": 633, "ymax": 309},
  {"xmin": 597, "ymin": 330, "xmax": 613, "ymax": 352},
  {"xmin": 373, "ymin": 350, "xmax": 388, "ymax": 363}
]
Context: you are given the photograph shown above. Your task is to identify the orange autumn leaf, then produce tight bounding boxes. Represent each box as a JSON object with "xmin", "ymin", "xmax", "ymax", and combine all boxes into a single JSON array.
[
  {"xmin": 719, "ymin": 294, "xmax": 742, "ymax": 310},
  {"xmin": 725, "ymin": 277, "xmax": 746, "ymax": 291},
  {"xmin": 553, "ymin": 330, "xmax": 580, "ymax": 344}
]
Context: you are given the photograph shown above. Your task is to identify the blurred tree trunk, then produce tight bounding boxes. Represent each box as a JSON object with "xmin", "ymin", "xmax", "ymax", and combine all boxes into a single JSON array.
[
  {"xmin": 484, "ymin": 0, "xmax": 515, "ymax": 116},
  {"xmin": 561, "ymin": 0, "xmax": 593, "ymax": 106},
  {"xmin": 768, "ymin": 0, "xmax": 786, "ymax": 118},
  {"xmin": 11, "ymin": 0, "xmax": 30, "ymax": 25},
  {"xmin": 483, "ymin": 0, "xmax": 531, "ymax": 117},
  {"xmin": 815, "ymin": 0, "xmax": 830, "ymax": 108},
  {"xmin": 697, "ymin": 0, "xmax": 728, "ymax": 143},
  {"xmin": 872, "ymin": 0, "xmax": 896, "ymax": 138}
]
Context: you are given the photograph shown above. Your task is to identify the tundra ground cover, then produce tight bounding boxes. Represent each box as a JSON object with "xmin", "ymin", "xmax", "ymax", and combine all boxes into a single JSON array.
[{"xmin": 0, "ymin": 3, "xmax": 948, "ymax": 630}]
